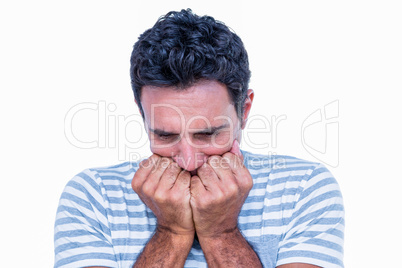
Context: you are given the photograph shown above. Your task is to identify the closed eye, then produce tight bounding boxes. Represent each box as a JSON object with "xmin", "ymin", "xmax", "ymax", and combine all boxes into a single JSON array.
[
  {"xmin": 194, "ymin": 131, "xmax": 218, "ymax": 139},
  {"xmin": 157, "ymin": 134, "xmax": 179, "ymax": 141},
  {"xmin": 149, "ymin": 128, "xmax": 180, "ymax": 141}
]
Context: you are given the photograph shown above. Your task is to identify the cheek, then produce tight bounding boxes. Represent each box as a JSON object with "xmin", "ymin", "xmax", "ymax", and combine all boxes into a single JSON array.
[
  {"xmin": 201, "ymin": 136, "xmax": 234, "ymax": 156},
  {"xmin": 211, "ymin": 132, "xmax": 232, "ymax": 147},
  {"xmin": 202, "ymin": 146, "xmax": 231, "ymax": 156},
  {"xmin": 206, "ymin": 129, "xmax": 240, "ymax": 154},
  {"xmin": 149, "ymin": 144, "xmax": 176, "ymax": 158}
]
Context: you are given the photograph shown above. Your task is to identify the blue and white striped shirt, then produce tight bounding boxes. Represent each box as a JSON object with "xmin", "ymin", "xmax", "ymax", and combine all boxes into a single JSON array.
[{"xmin": 54, "ymin": 151, "xmax": 344, "ymax": 268}]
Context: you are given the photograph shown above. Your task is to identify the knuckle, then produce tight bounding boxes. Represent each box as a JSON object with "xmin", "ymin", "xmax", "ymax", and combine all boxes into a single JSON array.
[
  {"xmin": 211, "ymin": 190, "xmax": 224, "ymax": 204},
  {"xmin": 153, "ymin": 189, "xmax": 166, "ymax": 203},
  {"xmin": 198, "ymin": 197, "xmax": 210, "ymax": 209},
  {"xmin": 208, "ymin": 155, "xmax": 221, "ymax": 161},
  {"xmin": 224, "ymin": 152, "xmax": 243, "ymax": 168},
  {"xmin": 177, "ymin": 170, "xmax": 191, "ymax": 185},
  {"xmin": 220, "ymin": 156, "xmax": 231, "ymax": 169},
  {"xmin": 150, "ymin": 154, "xmax": 161, "ymax": 161},
  {"xmin": 222, "ymin": 151, "xmax": 232, "ymax": 158},
  {"xmin": 146, "ymin": 154, "xmax": 160, "ymax": 167},
  {"xmin": 179, "ymin": 169, "xmax": 190, "ymax": 179},
  {"xmin": 168, "ymin": 161, "xmax": 181, "ymax": 173},
  {"xmin": 169, "ymin": 192, "xmax": 183, "ymax": 204},
  {"xmin": 246, "ymin": 180, "xmax": 253, "ymax": 191},
  {"xmin": 131, "ymin": 179, "xmax": 140, "ymax": 192},
  {"xmin": 141, "ymin": 181, "xmax": 154, "ymax": 196},
  {"xmin": 163, "ymin": 164, "xmax": 181, "ymax": 181},
  {"xmin": 222, "ymin": 152, "xmax": 235, "ymax": 162},
  {"xmin": 139, "ymin": 158, "xmax": 151, "ymax": 169},
  {"xmin": 207, "ymin": 155, "xmax": 222, "ymax": 169},
  {"xmin": 160, "ymin": 157, "xmax": 173, "ymax": 168},
  {"xmin": 198, "ymin": 163, "xmax": 214, "ymax": 178},
  {"xmin": 190, "ymin": 175, "xmax": 200, "ymax": 187},
  {"xmin": 241, "ymin": 176, "xmax": 253, "ymax": 192},
  {"xmin": 226, "ymin": 182, "xmax": 239, "ymax": 195}
]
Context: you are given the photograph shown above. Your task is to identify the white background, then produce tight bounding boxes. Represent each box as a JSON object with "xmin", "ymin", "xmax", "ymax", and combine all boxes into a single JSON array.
[{"xmin": 1, "ymin": 1, "xmax": 401, "ymax": 267}]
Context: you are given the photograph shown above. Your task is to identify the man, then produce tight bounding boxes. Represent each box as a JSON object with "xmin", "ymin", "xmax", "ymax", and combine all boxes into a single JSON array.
[{"xmin": 54, "ymin": 9, "xmax": 344, "ymax": 268}]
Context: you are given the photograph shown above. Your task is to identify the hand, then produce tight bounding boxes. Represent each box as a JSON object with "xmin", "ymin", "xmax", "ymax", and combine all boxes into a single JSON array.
[
  {"xmin": 190, "ymin": 140, "xmax": 253, "ymax": 237},
  {"xmin": 132, "ymin": 154, "xmax": 194, "ymax": 235}
]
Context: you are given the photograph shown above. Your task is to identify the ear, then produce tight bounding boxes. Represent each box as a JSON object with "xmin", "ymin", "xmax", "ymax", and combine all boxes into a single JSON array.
[{"xmin": 241, "ymin": 89, "xmax": 254, "ymax": 129}]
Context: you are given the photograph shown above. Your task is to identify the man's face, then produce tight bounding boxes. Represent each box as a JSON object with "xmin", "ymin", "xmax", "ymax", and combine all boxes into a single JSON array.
[{"xmin": 140, "ymin": 80, "xmax": 253, "ymax": 174}]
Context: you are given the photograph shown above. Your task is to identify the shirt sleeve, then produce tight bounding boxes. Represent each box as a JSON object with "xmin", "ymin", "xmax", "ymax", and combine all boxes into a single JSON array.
[
  {"xmin": 54, "ymin": 169, "xmax": 118, "ymax": 268},
  {"xmin": 276, "ymin": 164, "xmax": 345, "ymax": 268}
]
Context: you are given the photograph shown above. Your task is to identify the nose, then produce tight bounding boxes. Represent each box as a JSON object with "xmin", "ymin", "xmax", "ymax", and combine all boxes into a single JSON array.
[{"xmin": 173, "ymin": 137, "xmax": 207, "ymax": 172}]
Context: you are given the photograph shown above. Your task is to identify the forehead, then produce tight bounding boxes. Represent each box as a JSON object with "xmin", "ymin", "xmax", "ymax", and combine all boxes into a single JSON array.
[{"xmin": 141, "ymin": 80, "xmax": 236, "ymax": 124}]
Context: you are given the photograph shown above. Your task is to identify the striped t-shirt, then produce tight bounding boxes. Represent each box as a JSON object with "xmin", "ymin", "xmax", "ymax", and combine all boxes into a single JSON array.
[{"xmin": 54, "ymin": 151, "xmax": 344, "ymax": 268}]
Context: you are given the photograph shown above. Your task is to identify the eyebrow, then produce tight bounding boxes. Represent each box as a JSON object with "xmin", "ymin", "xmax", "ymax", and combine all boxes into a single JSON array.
[{"xmin": 149, "ymin": 123, "xmax": 230, "ymax": 136}]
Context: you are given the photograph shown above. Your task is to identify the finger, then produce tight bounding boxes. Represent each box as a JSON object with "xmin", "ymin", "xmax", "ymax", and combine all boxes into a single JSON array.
[
  {"xmin": 149, "ymin": 157, "xmax": 173, "ymax": 184},
  {"xmin": 173, "ymin": 169, "xmax": 191, "ymax": 191},
  {"xmin": 206, "ymin": 155, "xmax": 234, "ymax": 184},
  {"xmin": 132, "ymin": 154, "xmax": 160, "ymax": 191},
  {"xmin": 196, "ymin": 162, "xmax": 220, "ymax": 189},
  {"xmin": 139, "ymin": 157, "xmax": 172, "ymax": 197},
  {"xmin": 190, "ymin": 175, "xmax": 206, "ymax": 199},
  {"xmin": 222, "ymin": 152, "xmax": 252, "ymax": 190},
  {"xmin": 139, "ymin": 154, "xmax": 160, "ymax": 170},
  {"xmin": 229, "ymin": 139, "xmax": 243, "ymax": 161},
  {"xmin": 223, "ymin": 149, "xmax": 245, "ymax": 172},
  {"xmin": 158, "ymin": 161, "xmax": 183, "ymax": 189}
]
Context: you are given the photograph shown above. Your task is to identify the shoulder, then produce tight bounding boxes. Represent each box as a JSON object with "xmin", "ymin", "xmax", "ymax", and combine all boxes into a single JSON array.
[
  {"xmin": 61, "ymin": 160, "xmax": 142, "ymax": 204},
  {"xmin": 242, "ymin": 150, "xmax": 342, "ymax": 204},
  {"xmin": 87, "ymin": 161, "xmax": 140, "ymax": 184},
  {"xmin": 242, "ymin": 150, "xmax": 324, "ymax": 179},
  {"xmin": 55, "ymin": 162, "xmax": 142, "ymax": 268},
  {"xmin": 76, "ymin": 161, "xmax": 140, "ymax": 185}
]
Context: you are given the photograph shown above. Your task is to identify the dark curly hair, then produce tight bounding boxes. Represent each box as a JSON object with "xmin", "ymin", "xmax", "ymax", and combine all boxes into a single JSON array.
[{"xmin": 130, "ymin": 9, "xmax": 251, "ymax": 118}]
